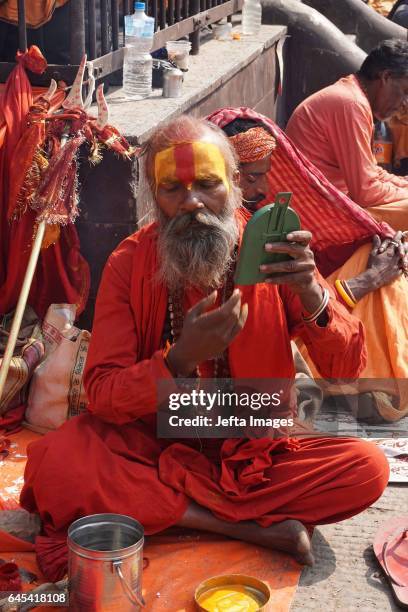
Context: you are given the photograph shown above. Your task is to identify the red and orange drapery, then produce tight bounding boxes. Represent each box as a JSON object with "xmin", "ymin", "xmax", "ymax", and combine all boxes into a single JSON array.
[{"xmin": 0, "ymin": 46, "xmax": 90, "ymax": 319}]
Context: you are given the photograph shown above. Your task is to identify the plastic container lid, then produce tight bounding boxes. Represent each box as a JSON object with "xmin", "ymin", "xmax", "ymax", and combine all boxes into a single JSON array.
[{"xmin": 134, "ymin": 2, "xmax": 146, "ymax": 9}]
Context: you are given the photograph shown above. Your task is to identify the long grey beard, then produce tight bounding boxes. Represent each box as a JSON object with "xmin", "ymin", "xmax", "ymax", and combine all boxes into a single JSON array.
[{"xmin": 157, "ymin": 209, "xmax": 239, "ymax": 291}]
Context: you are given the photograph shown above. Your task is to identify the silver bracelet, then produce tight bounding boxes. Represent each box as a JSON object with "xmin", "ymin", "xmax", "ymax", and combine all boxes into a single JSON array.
[{"xmin": 302, "ymin": 288, "xmax": 330, "ymax": 324}]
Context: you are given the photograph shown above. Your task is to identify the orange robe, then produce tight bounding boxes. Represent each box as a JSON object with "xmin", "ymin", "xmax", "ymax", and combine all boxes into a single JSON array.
[
  {"xmin": 20, "ymin": 220, "xmax": 388, "ymax": 581},
  {"xmin": 286, "ymin": 75, "xmax": 408, "ymax": 230},
  {"xmin": 325, "ymin": 245, "xmax": 408, "ymax": 420},
  {"xmin": 297, "ymin": 242, "xmax": 408, "ymax": 420}
]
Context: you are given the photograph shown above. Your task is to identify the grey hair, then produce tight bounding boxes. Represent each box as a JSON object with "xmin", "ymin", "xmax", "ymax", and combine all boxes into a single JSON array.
[{"xmin": 135, "ymin": 155, "xmax": 156, "ymax": 227}]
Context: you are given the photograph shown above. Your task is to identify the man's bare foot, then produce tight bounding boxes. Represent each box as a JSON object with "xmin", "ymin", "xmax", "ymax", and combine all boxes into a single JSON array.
[
  {"xmin": 237, "ymin": 519, "xmax": 314, "ymax": 566},
  {"xmin": 178, "ymin": 502, "xmax": 314, "ymax": 566}
]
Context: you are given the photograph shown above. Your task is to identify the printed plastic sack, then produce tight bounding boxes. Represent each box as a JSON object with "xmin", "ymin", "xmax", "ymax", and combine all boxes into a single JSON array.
[{"xmin": 25, "ymin": 304, "xmax": 90, "ymax": 433}]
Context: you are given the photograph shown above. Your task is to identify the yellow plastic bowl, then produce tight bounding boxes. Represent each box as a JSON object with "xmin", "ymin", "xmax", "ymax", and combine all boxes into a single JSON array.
[{"xmin": 195, "ymin": 574, "xmax": 271, "ymax": 611}]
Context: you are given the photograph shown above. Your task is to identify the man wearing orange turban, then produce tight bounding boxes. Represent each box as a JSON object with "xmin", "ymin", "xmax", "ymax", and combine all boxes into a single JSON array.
[{"xmin": 208, "ymin": 106, "xmax": 408, "ymax": 423}]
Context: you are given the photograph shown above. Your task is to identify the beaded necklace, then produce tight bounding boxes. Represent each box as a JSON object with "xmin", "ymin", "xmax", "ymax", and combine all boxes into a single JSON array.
[{"xmin": 166, "ymin": 254, "xmax": 237, "ymax": 382}]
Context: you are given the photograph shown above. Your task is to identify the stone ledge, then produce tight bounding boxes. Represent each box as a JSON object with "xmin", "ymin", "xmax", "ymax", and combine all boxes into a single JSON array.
[{"xmin": 101, "ymin": 24, "xmax": 287, "ymax": 143}]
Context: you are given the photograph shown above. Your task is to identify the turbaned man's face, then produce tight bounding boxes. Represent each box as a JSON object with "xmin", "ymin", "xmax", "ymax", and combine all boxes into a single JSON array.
[{"xmin": 239, "ymin": 155, "xmax": 271, "ymax": 213}]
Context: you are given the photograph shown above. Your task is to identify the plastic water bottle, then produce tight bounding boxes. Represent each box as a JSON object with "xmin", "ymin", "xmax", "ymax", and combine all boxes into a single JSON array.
[
  {"xmin": 242, "ymin": 0, "xmax": 262, "ymax": 36},
  {"xmin": 123, "ymin": 2, "xmax": 155, "ymax": 100}
]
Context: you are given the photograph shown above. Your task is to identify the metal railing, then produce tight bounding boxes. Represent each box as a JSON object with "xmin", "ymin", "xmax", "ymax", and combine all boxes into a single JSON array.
[{"xmin": 0, "ymin": 0, "xmax": 243, "ymax": 85}]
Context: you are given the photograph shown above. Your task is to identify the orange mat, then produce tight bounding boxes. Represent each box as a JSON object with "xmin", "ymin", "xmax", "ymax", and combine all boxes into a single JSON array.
[
  {"xmin": 142, "ymin": 532, "xmax": 300, "ymax": 611},
  {"xmin": 0, "ymin": 428, "xmax": 41, "ymax": 510},
  {"xmin": 0, "ymin": 429, "xmax": 302, "ymax": 611}
]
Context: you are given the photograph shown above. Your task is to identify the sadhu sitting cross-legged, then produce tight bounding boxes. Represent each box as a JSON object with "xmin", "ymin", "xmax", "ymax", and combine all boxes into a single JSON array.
[{"xmin": 20, "ymin": 115, "xmax": 389, "ymax": 581}]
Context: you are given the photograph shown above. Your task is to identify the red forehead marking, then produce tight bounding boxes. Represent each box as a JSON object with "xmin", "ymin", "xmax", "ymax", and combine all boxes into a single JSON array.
[{"xmin": 173, "ymin": 143, "xmax": 195, "ymax": 185}]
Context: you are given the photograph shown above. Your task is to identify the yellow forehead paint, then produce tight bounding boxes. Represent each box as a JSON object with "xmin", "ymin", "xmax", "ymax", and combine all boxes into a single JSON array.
[{"xmin": 154, "ymin": 141, "xmax": 230, "ymax": 192}]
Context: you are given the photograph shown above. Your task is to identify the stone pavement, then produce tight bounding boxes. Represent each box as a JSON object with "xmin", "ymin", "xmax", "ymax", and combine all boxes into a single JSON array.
[
  {"xmin": 291, "ymin": 478, "xmax": 407, "ymax": 611},
  {"xmin": 291, "ymin": 404, "xmax": 408, "ymax": 611}
]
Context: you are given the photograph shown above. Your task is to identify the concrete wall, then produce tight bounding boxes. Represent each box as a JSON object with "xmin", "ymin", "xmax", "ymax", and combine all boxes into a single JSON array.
[
  {"xmin": 261, "ymin": 0, "xmax": 366, "ymax": 123},
  {"xmin": 188, "ymin": 43, "xmax": 279, "ymax": 119}
]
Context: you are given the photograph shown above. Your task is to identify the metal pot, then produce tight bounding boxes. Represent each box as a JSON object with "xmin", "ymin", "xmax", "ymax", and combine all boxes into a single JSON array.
[{"xmin": 68, "ymin": 513, "xmax": 145, "ymax": 611}]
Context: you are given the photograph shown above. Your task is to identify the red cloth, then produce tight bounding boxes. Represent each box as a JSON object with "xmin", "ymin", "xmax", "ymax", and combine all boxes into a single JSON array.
[
  {"xmin": 19, "ymin": 216, "xmax": 386, "ymax": 580},
  {"xmin": 0, "ymin": 47, "xmax": 89, "ymax": 318},
  {"xmin": 0, "ymin": 561, "xmax": 22, "ymax": 591},
  {"xmin": 0, "ymin": 405, "xmax": 25, "ymax": 434},
  {"xmin": 206, "ymin": 106, "xmax": 393, "ymax": 276}
]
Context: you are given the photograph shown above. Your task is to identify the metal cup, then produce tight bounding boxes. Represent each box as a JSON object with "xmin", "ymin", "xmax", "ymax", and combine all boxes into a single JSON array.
[{"xmin": 162, "ymin": 66, "xmax": 184, "ymax": 98}]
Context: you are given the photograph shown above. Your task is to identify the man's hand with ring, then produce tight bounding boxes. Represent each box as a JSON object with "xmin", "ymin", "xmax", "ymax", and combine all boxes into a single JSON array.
[{"xmin": 377, "ymin": 231, "xmax": 408, "ymax": 274}]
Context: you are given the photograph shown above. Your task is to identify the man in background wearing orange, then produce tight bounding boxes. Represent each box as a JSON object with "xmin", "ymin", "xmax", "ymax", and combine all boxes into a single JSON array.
[{"xmin": 286, "ymin": 40, "xmax": 408, "ymax": 230}]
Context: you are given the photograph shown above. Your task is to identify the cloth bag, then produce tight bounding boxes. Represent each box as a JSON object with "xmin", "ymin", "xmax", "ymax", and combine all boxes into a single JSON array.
[
  {"xmin": 25, "ymin": 304, "xmax": 90, "ymax": 433},
  {"xmin": 0, "ymin": 306, "xmax": 44, "ymax": 415}
]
